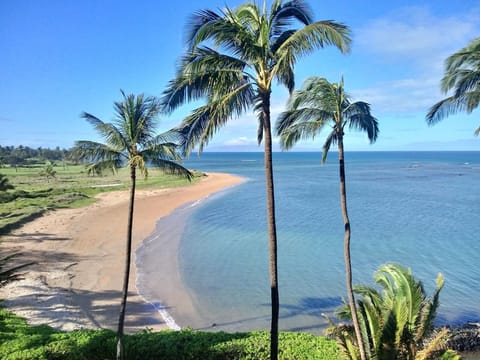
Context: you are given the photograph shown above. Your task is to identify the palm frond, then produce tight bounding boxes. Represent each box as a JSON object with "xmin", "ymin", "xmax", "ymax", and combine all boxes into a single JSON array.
[
  {"xmin": 81, "ymin": 113, "xmax": 128, "ymax": 151},
  {"xmin": 346, "ymin": 103, "xmax": 379, "ymax": 143},
  {"xmin": 186, "ymin": 9, "xmax": 222, "ymax": 49},
  {"xmin": 322, "ymin": 130, "xmax": 338, "ymax": 163},
  {"xmin": 275, "ymin": 20, "xmax": 351, "ymax": 71},
  {"xmin": 148, "ymin": 158, "xmax": 193, "ymax": 181},
  {"xmin": 179, "ymin": 80, "xmax": 253, "ymax": 155},
  {"xmin": 85, "ymin": 160, "xmax": 122, "ymax": 176},
  {"xmin": 415, "ymin": 327, "xmax": 450, "ymax": 360},
  {"xmin": 276, "ymin": 109, "xmax": 330, "ymax": 149},
  {"xmin": 426, "ymin": 93, "xmax": 475, "ymax": 125},
  {"xmin": 417, "ymin": 272, "xmax": 444, "ymax": 342},
  {"xmin": 161, "ymin": 47, "xmax": 249, "ymax": 113},
  {"xmin": 71, "ymin": 140, "xmax": 124, "ymax": 164},
  {"xmin": 270, "ymin": 0, "xmax": 312, "ymax": 38}
]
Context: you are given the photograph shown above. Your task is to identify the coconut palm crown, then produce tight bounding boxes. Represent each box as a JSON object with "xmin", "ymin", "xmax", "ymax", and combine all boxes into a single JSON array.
[
  {"xmin": 161, "ymin": 2, "xmax": 351, "ymax": 359},
  {"xmin": 277, "ymin": 76, "xmax": 378, "ymax": 160},
  {"xmin": 427, "ymin": 37, "xmax": 480, "ymax": 136}
]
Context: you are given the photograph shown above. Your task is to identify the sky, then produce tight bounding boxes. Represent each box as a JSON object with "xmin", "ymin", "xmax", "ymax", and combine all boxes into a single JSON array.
[{"xmin": 1, "ymin": 0, "xmax": 480, "ymax": 152}]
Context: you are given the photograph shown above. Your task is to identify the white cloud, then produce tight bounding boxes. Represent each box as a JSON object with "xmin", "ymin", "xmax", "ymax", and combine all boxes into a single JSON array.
[
  {"xmin": 223, "ymin": 136, "xmax": 257, "ymax": 146},
  {"xmin": 351, "ymin": 77, "xmax": 441, "ymax": 113},
  {"xmin": 356, "ymin": 6, "xmax": 479, "ymax": 66},
  {"xmin": 352, "ymin": 6, "xmax": 480, "ymax": 115}
]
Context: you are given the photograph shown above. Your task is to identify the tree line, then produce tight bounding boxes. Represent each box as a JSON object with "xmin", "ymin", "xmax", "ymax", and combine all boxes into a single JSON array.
[{"xmin": 0, "ymin": 145, "xmax": 72, "ymax": 168}]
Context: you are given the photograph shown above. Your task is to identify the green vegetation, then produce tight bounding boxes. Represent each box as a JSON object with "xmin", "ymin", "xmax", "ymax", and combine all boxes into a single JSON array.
[
  {"xmin": 0, "ymin": 164, "xmax": 202, "ymax": 235},
  {"xmin": 162, "ymin": 1, "xmax": 351, "ymax": 358},
  {"xmin": 325, "ymin": 264, "xmax": 458, "ymax": 360},
  {"xmin": 0, "ymin": 308, "xmax": 342, "ymax": 360}
]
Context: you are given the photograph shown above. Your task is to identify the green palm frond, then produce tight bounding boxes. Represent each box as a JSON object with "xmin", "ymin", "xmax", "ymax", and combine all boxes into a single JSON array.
[
  {"xmin": 81, "ymin": 113, "xmax": 128, "ymax": 151},
  {"xmin": 72, "ymin": 140, "xmax": 124, "ymax": 164},
  {"xmin": 277, "ymin": 76, "xmax": 378, "ymax": 162},
  {"xmin": 275, "ymin": 20, "xmax": 351, "ymax": 73},
  {"xmin": 326, "ymin": 263, "xmax": 453, "ymax": 360},
  {"xmin": 427, "ymin": 37, "xmax": 480, "ymax": 133},
  {"xmin": 322, "ymin": 130, "xmax": 338, "ymax": 163},
  {"xmin": 417, "ymin": 273, "xmax": 444, "ymax": 342}
]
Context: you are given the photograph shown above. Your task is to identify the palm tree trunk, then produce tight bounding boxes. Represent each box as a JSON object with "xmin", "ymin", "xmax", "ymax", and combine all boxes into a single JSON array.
[
  {"xmin": 262, "ymin": 92, "xmax": 280, "ymax": 360},
  {"xmin": 338, "ymin": 135, "xmax": 366, "ymax": 360},
  {"xmin": 116, "ymin": 165, "xmax": 136, "ymax": 360}
]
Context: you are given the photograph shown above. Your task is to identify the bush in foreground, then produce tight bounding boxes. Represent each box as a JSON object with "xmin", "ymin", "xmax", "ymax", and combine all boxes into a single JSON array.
[{"xmin": 0, "ymin": 308, "xmax": 341, "ymax": 359}]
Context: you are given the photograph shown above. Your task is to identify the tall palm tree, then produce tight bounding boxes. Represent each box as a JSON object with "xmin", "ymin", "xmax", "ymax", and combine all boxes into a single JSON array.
[
  {"xmin": 276, "ymin": 76, "xmax": 378, "ymax": 360},
  {"xmin": 325, "ymin": 264, "xmax": 455, "ymax": 360},
  {"xmin": 427, "ymin": 37, "xmax": 480, "ymax": 136},
  {"xmin": 71, "ymin": 91, "xmax": 192, "ymax": 360},
  {"xmin": 161, "ymin": 2, "xmax": 350, "ymax": 358}
]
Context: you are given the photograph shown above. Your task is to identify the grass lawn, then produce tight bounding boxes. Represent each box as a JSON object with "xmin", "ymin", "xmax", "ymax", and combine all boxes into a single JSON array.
[
  {"xmin": 0, "ymin": 163, "xmax": 203, "ymax": 234},
  {"xmin": 0, "ymin": 308, "xmax": 342, "ymax": 360}
]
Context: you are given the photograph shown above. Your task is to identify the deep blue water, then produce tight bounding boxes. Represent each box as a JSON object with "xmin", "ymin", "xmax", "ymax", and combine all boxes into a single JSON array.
[{"xmin": 138, "ymin": 151, "xmax": 480, "ymax": 333}]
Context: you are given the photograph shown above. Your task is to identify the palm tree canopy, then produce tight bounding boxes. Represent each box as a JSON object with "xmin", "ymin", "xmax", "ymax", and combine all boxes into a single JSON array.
[
  {"xmin": 427, "ymin": 37, "xmax": 480, "ymax": 136},
  {"xmin": 161, "ymin": 0, "xmax": 352, "ymax": 154},
  {"xmin": 72, "ymin": 91, "xmax": 192, "ymax": 180},
  {"xmin": 276, "ymin": 76, "xmax": 379, "ymax": 162},
  {"xmin": 327, "ymin": 263, "xmax": 447, "ymax": 360}
]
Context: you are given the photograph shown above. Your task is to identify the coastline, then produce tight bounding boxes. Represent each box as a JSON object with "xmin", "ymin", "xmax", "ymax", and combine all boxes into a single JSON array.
[{"xmin": 0, "ymin": 172, "xmax": 244, "ymax": 333}]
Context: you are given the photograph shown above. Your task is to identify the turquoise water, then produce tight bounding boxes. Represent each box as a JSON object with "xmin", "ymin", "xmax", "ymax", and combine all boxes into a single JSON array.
[{"xmin": 138, "ymin": 151, "xmax": 480, "ymax": 333}]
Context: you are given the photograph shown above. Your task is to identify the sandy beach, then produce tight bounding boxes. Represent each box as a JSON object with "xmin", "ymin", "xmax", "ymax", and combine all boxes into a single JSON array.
[{"xmin": 0, "ymin": 172, "xmax": 244, "ymax": 333}]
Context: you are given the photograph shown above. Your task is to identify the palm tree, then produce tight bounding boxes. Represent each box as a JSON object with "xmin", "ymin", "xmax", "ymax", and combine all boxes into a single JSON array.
[
  {"xmin": 161, "ymin": 2, "xmax": 351, "ymax": 358},
  {"xmin": 427, "ymin": 37, "xmax": 480, "ymax": 136},
  {"xmin": 325, "ymin": 263, "xmax": 457, "ymax": 360},
  {"xmin": 71, "ymin": 91, "xmax": 192, "ymax": 360},
  {"xmin": 276, "ymin": 76, "xmax": 378, "ymax": 360}
]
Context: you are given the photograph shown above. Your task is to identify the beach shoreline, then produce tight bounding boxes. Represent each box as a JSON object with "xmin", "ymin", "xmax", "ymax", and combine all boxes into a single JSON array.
[{"xmin": 0, "ymin": 172, "xmax": 244, "ymax": 333}]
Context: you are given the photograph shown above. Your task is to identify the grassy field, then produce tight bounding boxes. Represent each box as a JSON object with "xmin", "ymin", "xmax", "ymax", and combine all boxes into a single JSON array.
[{"xmin": 0, "ymin": 163, "xmax": 203, "ymax": 234}]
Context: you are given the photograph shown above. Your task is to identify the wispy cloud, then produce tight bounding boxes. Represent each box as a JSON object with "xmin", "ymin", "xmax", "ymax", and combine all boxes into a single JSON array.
[
  {"xmin": 356, "ymin": 6, "xmax": 479, "ymax": 66},
  {"xmin": 353, "ymin": 6, "xmax": 480, "ymax": 114}
]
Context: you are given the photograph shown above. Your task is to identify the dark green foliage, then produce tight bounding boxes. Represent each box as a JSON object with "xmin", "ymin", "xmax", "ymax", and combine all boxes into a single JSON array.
[
  {"xmin": 325, "ymin": 264, "xmax": 457, "ymax": 360},
  {"xmin": 0, "ymin": 174, "xmax": 14, "ymax": 191},
  {"xmin": 0, "ymin": 308, "xmax": 341, "ymax": 359}
]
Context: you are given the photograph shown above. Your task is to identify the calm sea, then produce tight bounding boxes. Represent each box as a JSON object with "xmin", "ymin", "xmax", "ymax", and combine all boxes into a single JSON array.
[{"xmin": 136, "ymin": 151, "xmax": 480, "ymax": 334}]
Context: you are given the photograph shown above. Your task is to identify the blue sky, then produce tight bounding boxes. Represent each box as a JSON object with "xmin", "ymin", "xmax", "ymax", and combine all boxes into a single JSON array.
[{"xmin": 1, "ymin": 0, "xmax": 479, "ymax": 152}]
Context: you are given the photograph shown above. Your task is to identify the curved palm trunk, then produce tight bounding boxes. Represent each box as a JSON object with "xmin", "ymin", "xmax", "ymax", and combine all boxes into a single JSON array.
[
  {"xmin": 262, "ymin": 92, "xmax": 280, "ymax": 360},
  {"xmin": 337, "ymin": 135, "xmax": 366, "ymax": 360},
  {"xmin": 116, "ymin": 165, "xmax": 136, "ymax": 360}
]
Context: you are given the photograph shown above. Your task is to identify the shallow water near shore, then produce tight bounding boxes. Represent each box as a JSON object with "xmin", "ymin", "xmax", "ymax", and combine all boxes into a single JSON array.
[{"xmin": 137, "ymin": 151, "xmax": 480, "ymax": 334}]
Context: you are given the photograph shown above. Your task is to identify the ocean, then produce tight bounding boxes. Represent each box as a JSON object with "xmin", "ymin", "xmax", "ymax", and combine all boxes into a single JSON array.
[{"xmin": 136, "ymin": 151, "xmax": 480, "ymax": 334}]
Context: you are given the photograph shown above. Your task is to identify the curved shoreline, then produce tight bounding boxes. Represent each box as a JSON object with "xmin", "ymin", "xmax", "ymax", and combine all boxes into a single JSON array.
[{"xmin": 0, "ymin": 172, "xmax": 245, "ymax": 333}]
